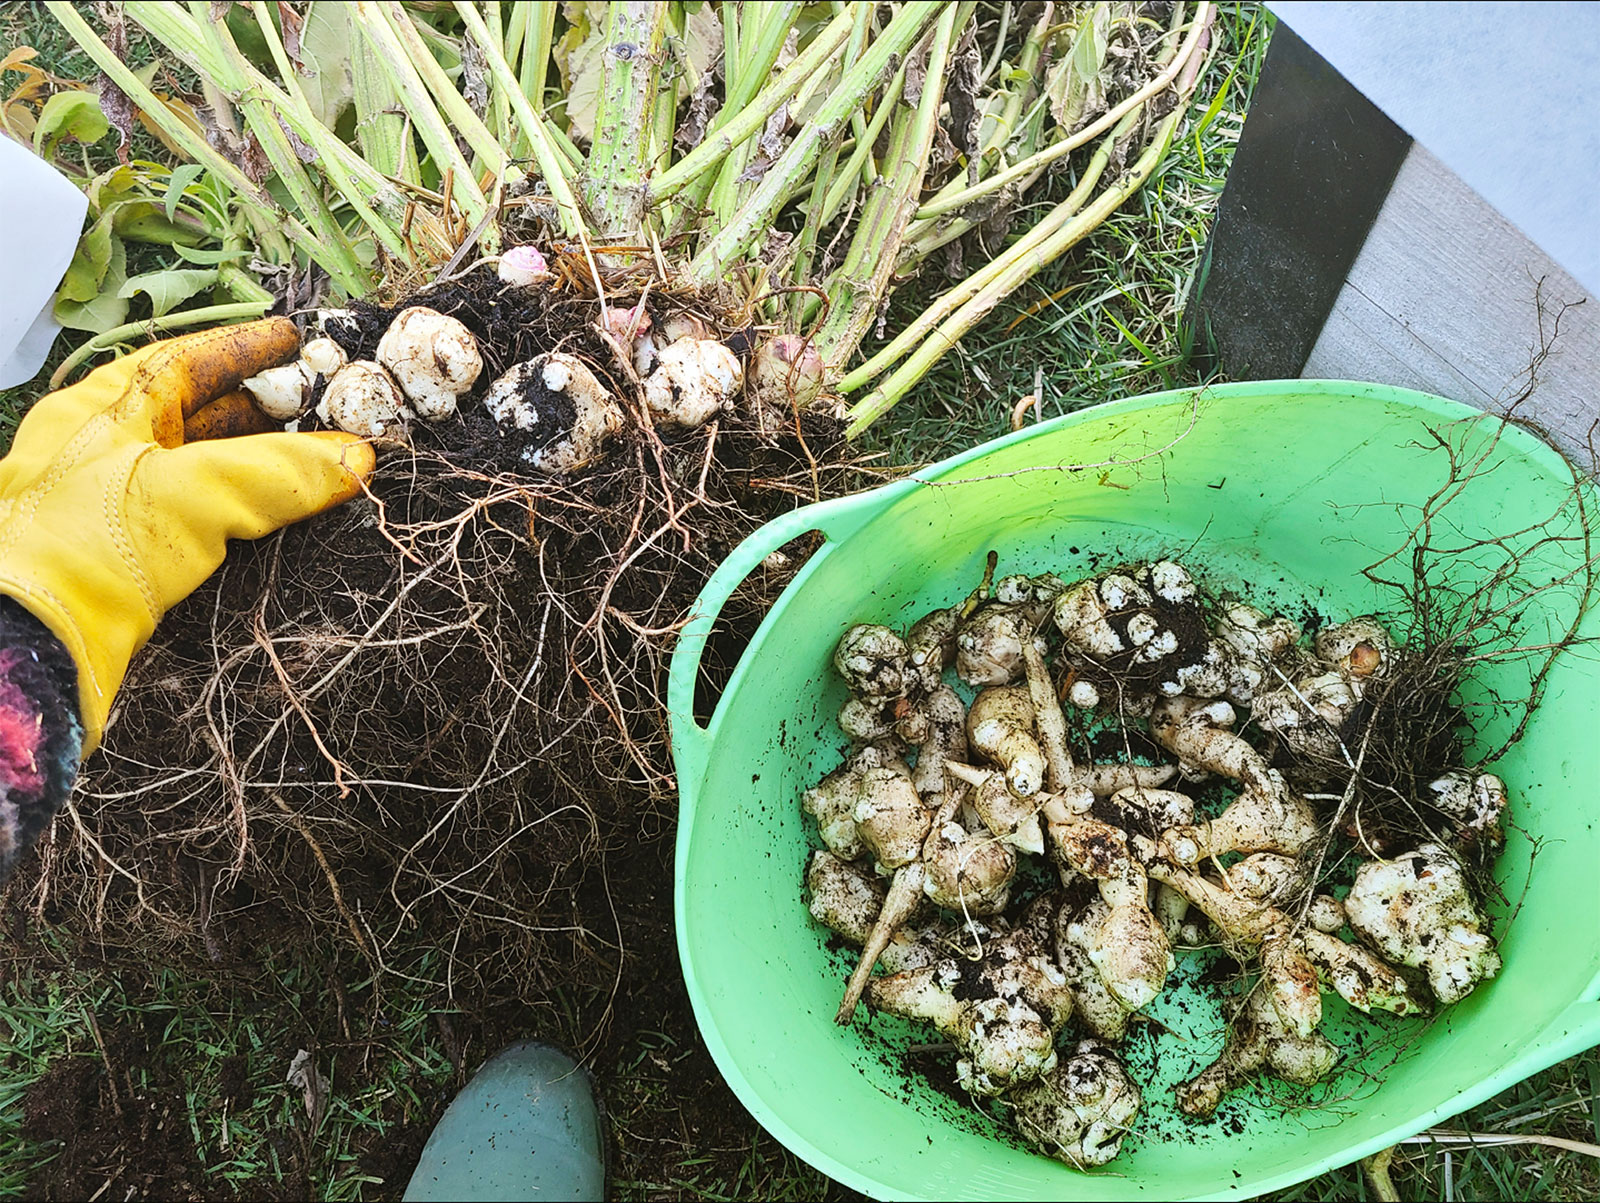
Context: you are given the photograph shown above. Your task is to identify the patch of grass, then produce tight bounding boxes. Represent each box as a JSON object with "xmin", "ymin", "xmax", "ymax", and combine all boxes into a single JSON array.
[{"xmin": 0, "ymin": 930, "xmax": 460, "ymax": 1201}]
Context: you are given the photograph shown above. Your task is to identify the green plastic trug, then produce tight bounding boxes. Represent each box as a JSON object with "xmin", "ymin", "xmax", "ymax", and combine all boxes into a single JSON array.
[{"xmin": 669, "ymin": 381, "xmax": 1600, "ymax": 1202}]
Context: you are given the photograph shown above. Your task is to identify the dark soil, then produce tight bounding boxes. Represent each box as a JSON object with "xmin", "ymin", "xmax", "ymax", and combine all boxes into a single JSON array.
[{"xmin": 5, "ymin": 262, "xmax": 873, "ymax": 1200}]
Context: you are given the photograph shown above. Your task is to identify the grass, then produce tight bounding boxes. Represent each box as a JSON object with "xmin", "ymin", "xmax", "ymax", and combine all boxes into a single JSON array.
[{"xmin": 1, "ymin": 3, "xmax": 1596, "ymax": 1201}]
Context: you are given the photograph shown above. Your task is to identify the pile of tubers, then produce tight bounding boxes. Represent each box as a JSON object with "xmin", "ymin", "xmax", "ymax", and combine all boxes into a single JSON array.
[
  {"xmin": 802, "ymin": 556, "xmax": 1507, "ymax": 1167},
  {"xmin": 237, "ymin": 247, "xmax": 824, "ymax": 472}
]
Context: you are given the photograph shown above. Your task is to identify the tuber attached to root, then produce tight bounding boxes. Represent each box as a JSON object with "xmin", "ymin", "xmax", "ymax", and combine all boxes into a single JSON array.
[
  {"xmin": 642, "ymin": 338, "xmax": 744, "ymax": 429},
  {"xmin": 866, "ymin": 928, "xmax": 1074, "ymax": 1097},
  {"xmin": 1343, "ymin": 844, "xmax": 1501, "ymax": 1004},
  {"xmin": 316, "ymin": 360, "xmax": 406, "ymax": 437},
  {"xmin": 496, "ymin": 244, "xmax": 551, "ymax": 288},
  {"xmin": 1176, "ymin": 987, "xmax": 1339, "ymax": 1119},
  {"xmin": 483, "ymin": 353, "xmax": 625, "ymax": 475},
  {"xmin": 749, "ymin": 335, "xmax": 826, "ymax": 432},
  {"xmin": 376, "ymin": 306, "xmax": 482, "ymax": 420},
  {"xmin": 1007, "ymin": 1039, "xmax": 1142, "ymax": 1167}
]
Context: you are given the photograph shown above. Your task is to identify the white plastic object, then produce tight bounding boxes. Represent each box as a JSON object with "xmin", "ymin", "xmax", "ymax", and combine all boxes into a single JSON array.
[{"xmin": 0, "ymin": 136, "xmax": 90, "ymax": 388}]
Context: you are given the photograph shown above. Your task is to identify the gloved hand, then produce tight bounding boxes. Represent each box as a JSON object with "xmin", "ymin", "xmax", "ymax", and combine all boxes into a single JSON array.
[{"xmin": 0, "ymin": 318, "xmax": 376, "ymax": 754}]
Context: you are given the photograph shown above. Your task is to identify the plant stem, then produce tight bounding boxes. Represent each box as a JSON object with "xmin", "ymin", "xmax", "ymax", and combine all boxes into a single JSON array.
[
  {"xmin": 352, "ymin": 0, "xmax": 489, "ymax": 228},
  {"xmin": 650, "ymin": 4, "xmax": 855, "ymax": 200},
  {"xmin": 843, "ymin": 2, "xmax": 880, "ymax": 189},
  {"xmin": 704, "ymin": 1, "xmax": 803, "ymax": 234},
  {"xmin": 915, "ymin": 2, "xmax": 1211, "ymax": 222},
  {"xmin": 844, "ymin": 109, "xmax": 1185, "ymax": 435},
  {"xmin": 839, "ymin": 109, "xmax": 1139, "ymax": 395},
  {"xmin": 581, "ymin": 3, "xmax": 670, "ymax": 239},
  {"xmin": 685, "ymin": 1, "xmax": 945, "ymax": 287},
  {"xmin": 180, "ymin": 2, "xmax": 369, "ymax": 294},
  {"xmin": 248, "ymin": 1, "xmax": 410, "ymax": 262},
  {"xmin": 452, "ymin": 1, "xmax": 585, "ymax": 236},
  {"xmin": 520, "ymin": 1, "xmax": 558, "ymax": 112},
  {"xmin": 49, "ymin": 302, "xmax": 274, "ymax": 389},
  {"xmin": 813, "ymin": 4, "xmax": 966, "ymax": 363},
  {"xmin": 819, "ymin": 68, "xmax": 904, "ymax": 226}
]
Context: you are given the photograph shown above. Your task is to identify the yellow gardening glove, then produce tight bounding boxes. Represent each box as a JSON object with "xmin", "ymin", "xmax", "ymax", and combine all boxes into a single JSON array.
[{"xmin": 0, "ymin": 318, "xmax": 376, "ymax": 755}]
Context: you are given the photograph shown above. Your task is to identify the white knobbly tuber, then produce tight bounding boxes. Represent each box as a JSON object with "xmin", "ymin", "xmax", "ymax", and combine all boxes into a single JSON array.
[
  {"xmin": 301, "ymin": 336, "xmax": 349, "ymax": 378},
  {"xmin": 497, "ymin": 244, "xmax": 551, "ymax": 287},
  {"xmin": 1344, "ymin": 844, "xmax": 1501, "ymax": 1004},
  {"xmin": 833, "ymin": 624, "xmax": 909, "ymax": 703},
  {"xmin": 642, "ymin": 339, "xmax": 744, "ymax": 429},
  {"xmin": 376, "ymin": 306, "xmax": 482, "ymax": 420},
  {"xmin": 484, "ymin": 354, "xmax": 626, "ymax": 475},
  {"xmin": 1008, "ymin": 1040, "xmax": 1142, "ymax": 1166},
  {"xmin": 316, "ymin": 361, "xmax": 405, "ymax": 437},
  {"xmin": 242, "ymin": 361, "xmax": 313, "ymax": 420}
]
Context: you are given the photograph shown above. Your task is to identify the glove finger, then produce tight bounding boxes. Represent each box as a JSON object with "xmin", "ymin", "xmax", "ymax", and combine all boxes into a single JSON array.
[
  {"xmin": 182, "ymin": 390, "xmax": 280, "ymax": 441},
  {"xmin": 162, "ymin": 430, "xmax": 377, "ymax": 537},
  {"xmin": 130, "ymin": 318, "xmax": 300, "ymax": 446}
]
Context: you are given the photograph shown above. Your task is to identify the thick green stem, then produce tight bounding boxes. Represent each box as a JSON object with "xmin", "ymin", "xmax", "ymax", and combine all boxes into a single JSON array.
[
  {"xmin": 181, "ymin": 3, "xmax": 368, "ymax": 294},
  {"xmin": 703, "ymin": 2, "xmax": 803, "ymax": 235},
  {"xmin": 820, "ymin": 69, "xmax": 904, "ymax": 226},
  {"xmin": 581, "ymin": 3, "xmax": 669, "ymax": 239},
  {"xmin": 520, "ymin": 2, "xmax": 558, "ymax": 111},
  {"xmin": 482, "ymin": 2, "xmax": 514, "ymax": 151},
  {"xmin": 651, "ymin": 5, "xmax": 855, "ymax": 200},
  {"xmin": 813, "ymin": 4, "xmax": 966, "ymax": 363},
  {"xmin": 839, "ymin": 110, "xmax": 1140, "ymax": 394},
  {"xmin": 843, "ymin": 2, "xmax": 880, "ymax": 189},
  {"xmin": 249, "ymin": 1, "xmax": 410, "ymax": 261},
  {"xmin": 685, "ymin": 1, "xmax": 945, "ymax": 287},
  {"xmin": 352, "ymin": 0, "xmax": 489, "ymax": 228},
  {"xmin": 49, "ymin": 302, "xmax": 274, "ymax": 389},
  {"xmin": 844, "ymin": 110, "xmax": 1184, "ymax": 435}
]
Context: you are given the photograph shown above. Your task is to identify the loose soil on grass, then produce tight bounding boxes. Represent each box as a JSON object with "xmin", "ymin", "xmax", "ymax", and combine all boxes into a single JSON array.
[{"xmin": 5, "ymin": 262, "xmax": 873, "ymax": 1200}]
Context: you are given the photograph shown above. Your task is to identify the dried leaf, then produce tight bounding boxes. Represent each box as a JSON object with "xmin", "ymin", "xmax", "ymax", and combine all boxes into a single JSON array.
[
  {"xmin": 680, "ymin": 2, "xmax": 723, "ymax": 93},
  {"xmin": 285, "ymin": 1049, "xmax": 329, "ymax": 1131},
  {"xmin": 557, "ymin": 2, "xmax": 608, "ymax": 141},
  {"xmin": 736, "ymin": 103, "xmax": 790, "ymax": 185},
  {"xmin": 91, "ymin": 3, "xmax": 135, "ymax": 164},
  {"xmin": 460, "ymin": 32, "xmax": 489, "ymax": 120},
  {"xmin": 946, "ymin": 22, "xmax": 982, "ymax": 182},
  {"xmin": 902, "ymin": 40, "xmax": 928, "ymax": 109},
  {"xmin": 278, "ymin": 115, "xmax": 316, "ymax": 163},
  {"xmin": 1045, "ymin": 5, "xmax": 1110, "ymax": 133},
  {"xmin": 675, "ymin": 67, "xmax": 721, "ymax": 153},
  {"xmin": 236, "ymin": 131, "xmax": 270, "ymax": 185},
  {"xmin": 277, "ymin": 1, "xmax": 306, "ymax": 67}
]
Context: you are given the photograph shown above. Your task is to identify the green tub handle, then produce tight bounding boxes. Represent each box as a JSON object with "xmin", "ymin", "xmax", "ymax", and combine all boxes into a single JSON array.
[{"xmin": 668, "ymin": 480, "xmax": 918, "ymax": 794}]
